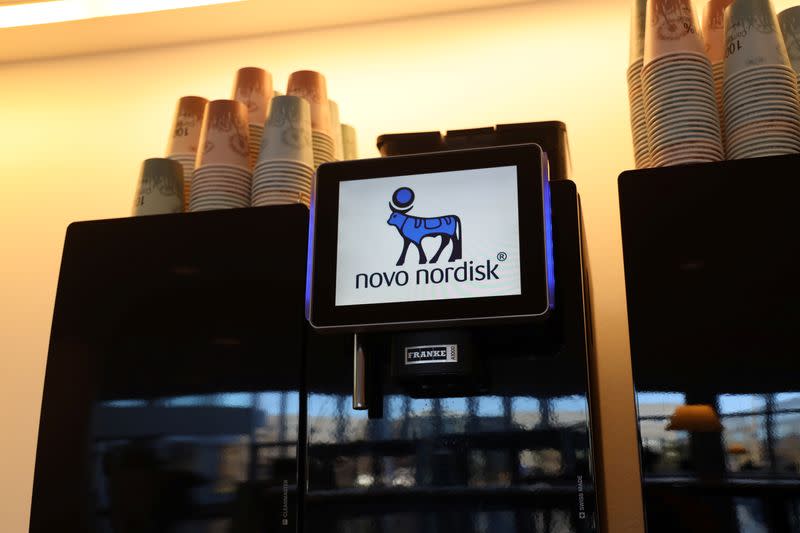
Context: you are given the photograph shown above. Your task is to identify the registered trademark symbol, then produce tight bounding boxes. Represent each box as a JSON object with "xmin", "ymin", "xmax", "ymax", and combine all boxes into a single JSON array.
[{"xmin": 497, "ymin": 252, "xmax": 507, "ymax": 261}]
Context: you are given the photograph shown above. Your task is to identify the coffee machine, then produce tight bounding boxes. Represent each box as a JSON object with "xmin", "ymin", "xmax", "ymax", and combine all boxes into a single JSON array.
[
  {"xmin": 303, "ymin": 143, "xmax": 600, "ymax": 533},
  {"xmin": 619, "ymin": 155, "xmax": 800, "ymax": 533},
  {"xmin": 30, "ymin": 143, "xmax": 600, "ymax": 532}
]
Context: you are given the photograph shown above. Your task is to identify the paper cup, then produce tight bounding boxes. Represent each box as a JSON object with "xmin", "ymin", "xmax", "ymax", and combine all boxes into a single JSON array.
[
  {"xmin": 196, "ymin": 99, "xmax": 251, "ymax": 170},
  {"xmin": 133, "ymin": 158, "xmax": 184, "ymax": 216},
  {"xmin": 341, "ymin": 124, "xmax": 358, "ymax": 160},
  {"xmin": 779, "ymin": 6, "xmax": 800, "ymax": 75},
  {"xmin": 631, "ymin": 0, "xmax": 648, "ymax": 64},
  {"xmin": 628, "ymin": 59, "xmax": 650, "ymax": 168},
  {"xmin": 166, "ymin": 96, "xmax": 207, "ymax": 156},
  {"xmin": 724, "ymin": 0, "xmax": 791, "ymax": 79},
  {"xmin": 703, "ymin": 0, "xmax": 731, "ymax": 63},
  {"xmin": 643, "ymin": 0, "xmax": 705, "ymax": 65},
  {"xmin": 233, "ymin": 67, "xmax": 274, "ymax": 126},
  {"xmin": 258, "ymin": 95, "xmax": 314, "ymax": 166},
  {"xmin": 287, "ymin": 70, "xmax": 332, "ymax": 134},
  {"xmin": 329, "ymin": 99, "xmax": 344, "ymax": 161},
  {"xmin": 312, "ymin": 131, "xmax": 336, "ymax": 167}
]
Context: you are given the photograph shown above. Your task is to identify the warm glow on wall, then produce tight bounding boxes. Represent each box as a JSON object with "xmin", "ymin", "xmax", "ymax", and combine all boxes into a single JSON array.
[
  {"xmin": 0, "ymin": 2, "xmax": 656, "ymax": 531},
  {"xmin": 0, "ymin": 0, "xmax": 244, "ymax": 28}
]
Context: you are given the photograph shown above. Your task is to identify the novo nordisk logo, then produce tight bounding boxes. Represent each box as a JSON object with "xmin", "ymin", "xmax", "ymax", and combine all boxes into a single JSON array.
[
  {"xmin": 405, "ymin": 344, "xmax": 458, "ymax": 365},
  {"xmin": 353, "ymin": 186, "xmax": 502, "ymax": 290},
  {"xmin": 387, "ymin": 187, "xmax": 462, "ymax": 266}
]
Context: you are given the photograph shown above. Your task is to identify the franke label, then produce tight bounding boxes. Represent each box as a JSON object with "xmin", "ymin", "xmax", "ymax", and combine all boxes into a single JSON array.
[{"xmin": 404, "ymin": 344, "xmax": 458, "ymax": 365}]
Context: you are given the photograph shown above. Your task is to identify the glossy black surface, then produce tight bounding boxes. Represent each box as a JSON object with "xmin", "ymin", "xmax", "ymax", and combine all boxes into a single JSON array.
[
  {"xmin": 619, "ymin": 155, "xmax": 800, "ymax": 533},
  {"xmin": 31, "ymin": 206, "xmax": 309, "ymax": 533},
  {"xmin": 304, "ymin": 180, "xmax": 599, "ymax": 532}
]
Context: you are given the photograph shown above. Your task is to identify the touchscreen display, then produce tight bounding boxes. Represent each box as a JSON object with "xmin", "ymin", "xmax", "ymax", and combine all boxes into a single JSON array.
[{"xmin": 335, "ymin": 166, "xmax": 522, "ymax": 306}]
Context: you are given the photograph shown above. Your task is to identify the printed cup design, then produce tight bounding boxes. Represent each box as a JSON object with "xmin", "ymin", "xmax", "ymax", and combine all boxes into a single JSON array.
[
  {"xmin": 779, "ymin": 7, "xmax": 800, "ymax": 74},
  {"xmin": 252, "ymin": 96, "xmax": 314, "ymax": 207},
  {"xmin": 644, "ymin": 0, "xmax": 704, "ymax": 63},
  {"xmin": 703, "ymin": 0, "xmax": 731, "ymax": 62},
  {"xmin": 133, "ymin": 158, "xmax": 184, "ymax": 216},
  {"xmin": 259, "ymin": 96, "xmax": 314, "ymax": 166},
  {"xmin": 232, "ymin": 67, "xmax": 274, "ymax": 125},
  {"xmin": 287, "ymin": 70, "xmax": 332, "ymax": 134},
  {"xmin": 651, "ymin": 0, "xmax": 694, "ymax": 40},
  {"xmin": 166, "ymin": 96, "xmax": 208, "ymax": 155},
  {"xmin": 724, "ymin": 0, "xmax": 790, "ymax": 77},
  {"xmin": 196, "ymin": 100, "xmax": 251, "ymax": 170}
]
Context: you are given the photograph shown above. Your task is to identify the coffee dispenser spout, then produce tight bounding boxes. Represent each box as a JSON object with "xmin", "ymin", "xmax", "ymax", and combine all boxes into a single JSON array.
[{"xmin": 353, "ymin": 334, "xmax": 367, "ymax": 410}]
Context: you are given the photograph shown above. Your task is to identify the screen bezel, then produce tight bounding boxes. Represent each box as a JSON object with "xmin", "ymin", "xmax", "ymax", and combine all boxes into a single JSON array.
[{"xmin": 308, "ymin": 143, "xmax": 551, "ymax": 330}]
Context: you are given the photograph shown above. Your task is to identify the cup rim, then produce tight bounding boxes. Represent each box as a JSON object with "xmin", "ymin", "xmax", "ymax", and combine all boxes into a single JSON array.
[
  {"xmin": 723, "ymin": 63, "xmax": 797, "ymax": 84},
  {"xmin": 723, "ymin": 100, "xmax": 800, "ymax": 119},
  {"xmin": 726, "ymin": 125, "xmax": 800, "ymax": 142},
  {"xmin": 723, "ymin": 72, "xmax": 799, "ymax": 92},
  {"xmin": 649, "ymin": 135, "xmax": 724, "ymax": 151},
  {"xmin": 644, "ymin": 51, "xmax": 710, "ymax": 70},
  {"xmin": 644, "ymin": 83, "xmax": 717, "ymax": 102},
  {"xmin": 724, "ymin": 105, "xmax": 800, "ymax": 122},
  {"xmin": 645, "ymin": 103, "xmax": 719, "ymax": 121}
]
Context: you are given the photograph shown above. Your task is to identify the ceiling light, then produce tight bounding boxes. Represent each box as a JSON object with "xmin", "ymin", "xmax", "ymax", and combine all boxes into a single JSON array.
[{"xmin": 0, "ymin": 0, "xmax": 245, "ymax": 29}]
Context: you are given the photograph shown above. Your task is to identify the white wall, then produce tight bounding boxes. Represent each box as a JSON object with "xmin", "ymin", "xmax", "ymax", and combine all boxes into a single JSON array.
[{"xmin": 0, "ymin": 1, "xmax": 644, "ymax": 530}]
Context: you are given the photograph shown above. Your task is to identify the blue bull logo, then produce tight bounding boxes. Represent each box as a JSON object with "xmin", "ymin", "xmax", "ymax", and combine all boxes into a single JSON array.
[{"xmin": 387, "ymin": 187, "xmax": 462, "ymax": 266}]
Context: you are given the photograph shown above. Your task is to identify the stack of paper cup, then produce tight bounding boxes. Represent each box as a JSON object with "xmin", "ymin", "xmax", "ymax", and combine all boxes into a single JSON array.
[
  {"xmin": 251, "ymin": 96, "xmax": 314, "ymax": 207},
  {"xmin": 190, "ymin": 100, "xmax": 252, "ymax": 211},
  {"xmin": 287, "ymin": 70, "xmax": 335, "ymax": 168},
  {"xmin": 133, "ymin": 158, "xmax": 184, "ymax": 216},
  {"xmin": 233, "ymin": 67, "xmax": 273, "ymax": 170},
  {"xmin": 329, "ymin": 100, "xmax": 344, "ymax": 161},
  {"xmin": 341, "ymin": 124, "xmax": 358, "ymax": 160},
  {"xmin": 722, "ymin": 0, "xmax": 800, "ymax": 159},
  {"xmin": 703, "ymin": 0, "xmax": 731, "ymax": 131},
  {"xmin": 628, "ymin": 0, "xmax": 650, "ymax": 168},
  {"xmin": 166, "ymin": 96, "xmax": 207, "ymax": 208},
  {"xmin": 642, "ymin": 0, "xmax": 724, "ymax": 166},
  {"xmin": 778, "ymin": 6, "xmax": 800, "ymax": 81}
]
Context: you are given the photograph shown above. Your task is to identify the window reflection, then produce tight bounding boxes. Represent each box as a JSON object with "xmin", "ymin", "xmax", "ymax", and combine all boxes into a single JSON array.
[
  {"xmin": 636, "ymin": 391, "xmax": 800, "ymax": 478},
  {"xmin": 637, "ymin": 392, "xmax": 686, "ymax": 418},
  {"xmin": 719, "ymin": 394, "xmax": 768, "ymax": 415},
  {"xmin": 636, "ymin": 392, "xmax": 690, "ymax": 474},
  {"xmin": 722, "ymin": 412, "xmax": 767, "ymax": 473},
  {"xmin": 92, "ymin": 391, "xmax": 299, "ymax": 532},
  {"xmin": 774, "ymin": 413, "xmax": 800, "ymax": 475},
  {"xmin": 307, "ymin": 392, "xmax": 591, "ymax": 494},
  {"xmin": 636, "ymin": 390, "xmax": 800, "ymax": 532}
]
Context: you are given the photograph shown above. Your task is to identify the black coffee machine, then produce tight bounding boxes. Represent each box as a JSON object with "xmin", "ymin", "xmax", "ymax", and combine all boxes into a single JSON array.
[
  {"xmin": 619, "ymin": 155, "xmax": 800, "ymax": 533},
  {"xmin": 30, "ymin": 129, "xmax": 601, "ymax": 533}
]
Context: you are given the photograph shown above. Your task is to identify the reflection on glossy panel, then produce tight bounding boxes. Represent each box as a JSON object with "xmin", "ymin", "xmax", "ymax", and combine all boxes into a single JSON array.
[
  {"xmin": 775, "ymin": 413, "xmax": 800, "ymax": 475},
  {"xmin": 306, "ymin": 387, "xmax": 594, "ymax": 533},
  {"xmin": 91, "ymin": 391, "xmax": 299, "ymax": 532},
  {"xmin": 735, "ymin": 498, "xmax": 769, "ymax": 533},
  {"xmin": 636, "ymin": 390, "xmax": 800, "ymax": 532}
]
